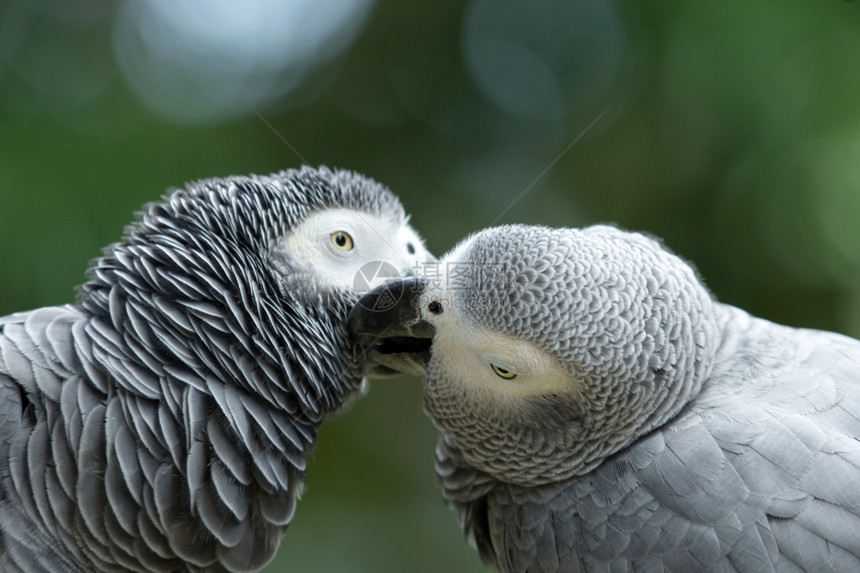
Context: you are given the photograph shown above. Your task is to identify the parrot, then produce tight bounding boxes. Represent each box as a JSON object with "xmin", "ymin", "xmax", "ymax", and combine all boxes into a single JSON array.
[
  {"xmin": 0, "ymin": 166, "xmax": 431, "ymax": 572},
  {"xmin": 348, "ymin": 223, "xmax": 860, "ymax": 572}
]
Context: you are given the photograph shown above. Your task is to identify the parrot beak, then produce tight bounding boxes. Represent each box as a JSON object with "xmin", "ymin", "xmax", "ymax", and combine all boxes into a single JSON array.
[{"xmin": 348, "ymin": 277, "xmax": 435, "ymax": 378}]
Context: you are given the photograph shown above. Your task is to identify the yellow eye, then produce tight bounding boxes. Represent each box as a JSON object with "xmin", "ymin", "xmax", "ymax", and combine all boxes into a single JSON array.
[
  {"xmin": 491, "ymin": 363, "xmax": 517, "ymax": 379},
  {"xmin": 330, "ymin": 231, "xmax": 354, "ymax": 251}
]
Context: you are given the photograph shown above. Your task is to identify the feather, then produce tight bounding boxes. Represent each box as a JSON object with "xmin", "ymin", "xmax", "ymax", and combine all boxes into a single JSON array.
[
  {"xmin": 77, "ymin": 403, "xmax": 108, "ymax": 544},
  {"xmin": 207, "ymin": 415, "xmax": 252, "ymax": 486},
  {"xmin": 104, "ymin": 452, "xmax": 140, "ymax": 539},
  {"xmin": 259, "ymin": 489, "xmax": 298, "ymax": 527},
  {"xmin": 210, "ymin": 459, "xmax": 249, "ymax": 521},
  {"xmin": 27, "ymin": 420, "xmax": 55, "ymax": 537},
  {"xmin": 197, "ymin": 481, "xmax": 247, "ymax": 547},
  {"xmin": 158, "ymin": 404, "xmax": 185, "ymax": 471},
  {"xmin": 216, "ymin": 517, "xmax": 283, "ymax": 573},
  {"xmin": 114, "ymin": 424, "xmax": 144, "ymax": 507},
  {"xmin": 186, "ymin": 440, "xmax": 208, "ymax": 507},
  {"xmin": 44, "ymin": 457, "xmax": 75, "ymax": 533},
  {"xmin": 71, "ymin": 319, "xmax": 109, "ymax": 393},
  {"xmin": 207, "ymin": 378, "xmax": 253, "ymax": 448}
]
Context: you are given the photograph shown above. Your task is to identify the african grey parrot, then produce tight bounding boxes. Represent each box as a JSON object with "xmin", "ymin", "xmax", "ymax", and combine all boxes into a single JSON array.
[
  {"xmin": 0, "ymin": 166, "xmax": 430, "ymax": 572},
  {"xmin": 349, "ymin": 224, "xmax": 860, "ymax": 572}
]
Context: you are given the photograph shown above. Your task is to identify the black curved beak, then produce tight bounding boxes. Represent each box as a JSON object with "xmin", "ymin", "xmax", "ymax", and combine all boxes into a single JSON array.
[{"xmin": 348, "ymin": 277, "xmax": 435, "ymax": 378}]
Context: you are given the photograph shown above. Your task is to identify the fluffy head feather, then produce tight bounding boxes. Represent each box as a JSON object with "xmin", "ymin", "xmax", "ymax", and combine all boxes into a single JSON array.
[{"xmin": 420, "ymin": 224, "xmax": 719, "ymax": 485}]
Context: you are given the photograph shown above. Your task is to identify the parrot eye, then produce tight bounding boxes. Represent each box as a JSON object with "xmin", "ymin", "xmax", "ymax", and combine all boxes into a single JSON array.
[
  {"xmin": 490, "ymin": 363, "xmax": 517, "ymax": 380},
  {"xmin": 330, "ymin": 231, "xmax": 354, "ymax": 251}
]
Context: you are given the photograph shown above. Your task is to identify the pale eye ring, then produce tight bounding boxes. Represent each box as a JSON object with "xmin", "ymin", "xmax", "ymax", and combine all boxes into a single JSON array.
[
  {"xmin": 330, "ymin": 231, "xmax": 354, "ymax": 251},
  {"xmin": 490, "ymin": 363, "xmax": 517, "ymax": 380}
]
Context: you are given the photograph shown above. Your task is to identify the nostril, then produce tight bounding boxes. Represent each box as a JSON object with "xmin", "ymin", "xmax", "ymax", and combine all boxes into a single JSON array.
[
  {"xmin": 407, "ymin": 243, "xmax": 415, "ymax": 255},
  {"xmin": 428, "ymin": 300, "xmax": 443, "ymax": 315}
]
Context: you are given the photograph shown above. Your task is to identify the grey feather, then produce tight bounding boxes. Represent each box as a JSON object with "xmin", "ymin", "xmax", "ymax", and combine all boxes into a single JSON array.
[
  {"xmin": 0, "ymin": 166, "xmax": 426, "ymax": 571},
  {"xmin": 362, "ymin": 224, "xmax": 860, "ymax": 572}
]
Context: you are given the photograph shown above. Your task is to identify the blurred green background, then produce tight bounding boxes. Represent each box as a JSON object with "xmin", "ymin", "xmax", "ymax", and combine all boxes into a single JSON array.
[{"xmin": 2, "ymin": 0, "xmax": 860, "ymax": 571}]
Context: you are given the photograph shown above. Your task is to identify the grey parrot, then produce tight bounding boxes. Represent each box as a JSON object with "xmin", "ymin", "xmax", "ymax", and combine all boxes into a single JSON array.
[
  {"xmin": 0, "ymin": 166, "xmax": 430, "ymax": 572},
  {"xmin": 349, "ymin": 224, "xmax": 860, "ymax": 572}
]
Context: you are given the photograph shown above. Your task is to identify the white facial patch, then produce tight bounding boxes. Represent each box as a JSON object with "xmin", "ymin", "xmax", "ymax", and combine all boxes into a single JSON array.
[
  {"xmin": 427, "ymin": 304, "xmax": 578, "ymax": 404},
  {"xmin": 282, "ymin": 208, "xmax": 429, "ymax": 291},
  {"xmin": 418, "ymin": 236, "xmax": 579, "ymax": 405}
]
